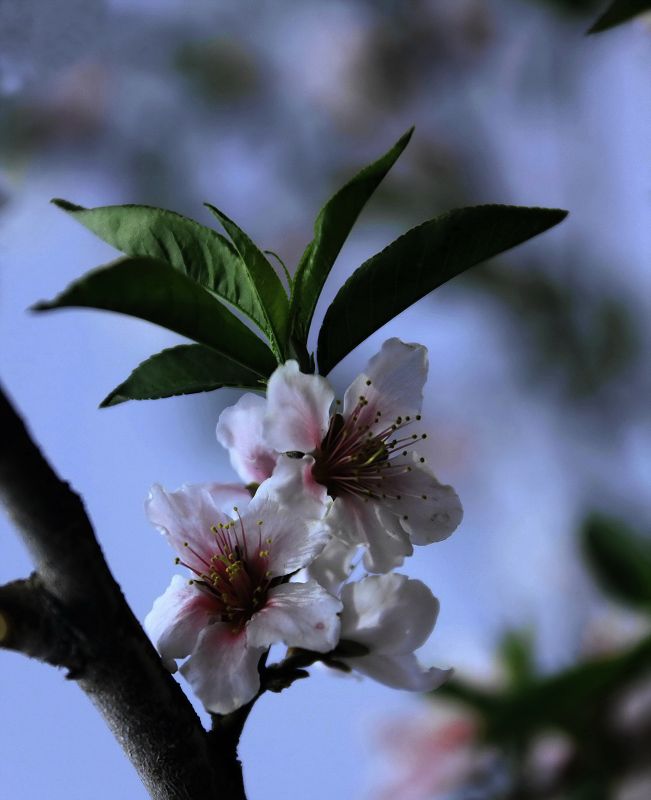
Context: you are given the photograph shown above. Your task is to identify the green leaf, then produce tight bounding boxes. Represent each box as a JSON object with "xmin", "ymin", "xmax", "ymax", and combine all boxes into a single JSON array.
[
  {"xmin": 205, "ymin": 204, "xmax": 289, "ymax": 360},
  {"xmin": 290, "ymin": 128, "xmax": 414, "ymax": 347},
  {"xmin": 317, "ymin": 205, "xmax": 568, "ymax": 375},
  {"xmin": 588, "ymin": 0, "xmax": 651, "ymax": 33},
  {"xmin": 437, "ymin": 633, "xmax": 651, "ymax": 743},
  {"xmin": 499, "ymin": 629, "xmax": 535, "ymax": 689},
  {"xmin": 100, "ymin": 344, "xmax": 264, "ymax": 407},
  {"xmin": 582, "ymin": 514, "xmax": 651, "ymax": 609},
  {"xmin": 33, "ymin": 256, "xmax": 277, "ymax": 379},
  {"xmin": 488, "ymin": 633, "xmax": 651, "ymax": 741},
  {"xmin": 51, "ymin": 199, "xmax": 278, "ymax": 343}
]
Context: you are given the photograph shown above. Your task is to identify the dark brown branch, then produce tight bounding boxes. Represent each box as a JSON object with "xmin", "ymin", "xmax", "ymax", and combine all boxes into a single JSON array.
[
  {"xmin": 0, "ymin": 574, "xmax": 85, "ymax": 671},
  {"xmin": 0, "ymin": 385, "xmax": 246, "ymax": 800}
]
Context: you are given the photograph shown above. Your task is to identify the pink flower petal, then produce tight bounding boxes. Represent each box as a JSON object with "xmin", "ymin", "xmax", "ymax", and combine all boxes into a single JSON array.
[
  {"xmin": 257, "ymin": 454, "xmax": 329, "ymax": 520},
  {"xmin": 308, "ymin": 536, "xmax": 358, "ymax": 593},
  {"xmin": 346, "ymin": 652, "xmax": 451, "ymax": 692},
  {"xmin": 216, "ymin": 393, "xmax": 278, "ymax": 484},
  {"xmin": 246, "ymin": 581, "xmax": 342, "ymax": 652},
  {"xmin": 381, "ymin": 455, "xmax": 463, "ymax": 544},
  {"xmin": 343, "ymin": 338, "xmax": 427, "ymax": 432},
  {"xmin": 340, "ymin": 574, "xmax": 439, "ymax": 655},
  {"xmin": 146, "ymin": 483, "xmax": 237, "ymax": 569},
  {"xmin": 180, "ymin": 623, "xmax": 265, "ymax": 715},
  {"xmin": 144, "ymin": 575, "xmax": 216, "ymax": 671},
  {"xmin": 243, "ymin": 492, "xmax": 330, "ymax": 577},
  {"xmin": 264, "ymin": 361, "xmax": 334, "ymax": 453},
  {"xmin": 327, "ymin": 496, "xmax": 413, "ymax": 574}
]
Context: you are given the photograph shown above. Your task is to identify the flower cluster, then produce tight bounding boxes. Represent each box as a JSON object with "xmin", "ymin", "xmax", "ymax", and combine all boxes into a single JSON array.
[{"xmin": 146, "ymin": 338, "xmax": 462, "ymax": 714}]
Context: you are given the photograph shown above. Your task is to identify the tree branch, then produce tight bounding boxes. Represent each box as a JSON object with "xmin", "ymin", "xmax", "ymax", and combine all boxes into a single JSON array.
[
  {"xmin": 0, "ymin": 385, "xmax": 246, "ymax": 800},
  {"xmin": 0, "ymin": 574, "xmax": 85, "ymax": 671}
]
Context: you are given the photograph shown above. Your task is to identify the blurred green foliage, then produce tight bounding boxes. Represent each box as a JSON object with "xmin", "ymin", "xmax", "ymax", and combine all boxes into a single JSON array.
[{"xmin": 431, "ymin": 515, "xmax": 651, "ymax": 798}]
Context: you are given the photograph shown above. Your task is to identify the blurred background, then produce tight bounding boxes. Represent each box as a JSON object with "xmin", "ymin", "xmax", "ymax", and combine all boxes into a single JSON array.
[{"xmin": 1, "ymin": 0, "xmax": 650, "ymax": 798}]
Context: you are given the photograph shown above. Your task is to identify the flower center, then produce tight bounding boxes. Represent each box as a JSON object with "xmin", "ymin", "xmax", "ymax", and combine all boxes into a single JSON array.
[
  {"xmin": 311, "ymin": 393, "xmax": 427, "ymax": 501},
  {"xmin": 176, "ymin": 515, "xmax": 273, "ymax": 629}
]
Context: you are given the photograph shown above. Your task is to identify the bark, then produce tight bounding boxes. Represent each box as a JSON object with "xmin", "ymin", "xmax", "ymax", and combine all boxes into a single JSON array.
[{"xmin": 0, "ymin": 385, "xmax": 246, "ymax": 800}]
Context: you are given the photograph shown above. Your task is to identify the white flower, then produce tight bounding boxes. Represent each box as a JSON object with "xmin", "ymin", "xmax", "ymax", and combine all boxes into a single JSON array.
[
  {"xmin": 261, "ymin": 338, "xmax": 463, "ymax": 573},
  {"xmin": 336, "ymin": 573, "xmax": 451, "ymax": 692},
  {"xmin": 144, "ymin": 482, "xmax": 342, "ymax": 714}
]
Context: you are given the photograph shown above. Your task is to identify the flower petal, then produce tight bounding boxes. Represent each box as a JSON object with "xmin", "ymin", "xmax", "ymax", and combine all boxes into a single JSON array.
[
  {"xmin": 246, "ymin": 581, "xmax": 342, "ymax": 652},
  {"xmin": 343, "ymin": 338, "xmax": 427, "ymax": 432},
  {"xmin": 180, "ymin": 622, "xmax": 264, "ymax": 714},
  {"xmin": 257, "ymin": 454, "xmax": 329, "ymax": 520},
  {"xmin": 144, "ymin": 575, "xmax": 216, "ymax": 671},
  {"xmin": 345, "ymin": 651, "xmax": 451, "ymax": 692},
  {"xmin": 339, "ymin": 574, "xmax": 439, "ymax": 655},
  {"xmin": 216, "ymin": 393, "xmax": 278, "ymax": 484},
  {"xmin": 264, "ymin": 361, "xmax": 334, "ymax": 453},
  {"xmin": 382, "ymin": 455, "xmax": 463, "ymax": 544},
  {"xmin": 327, "ymin": 496, "xmax": 412, "ymax": 574},
  {"xmin": 308, "ymin": 536, "xmax": 358, "ymax": 593},
  {"xmin": 242, "ymin": 492, "xmax": 330, "ymax": 577},
  {"xmin": 146, "ymin": 483, "xmax": 236, "ymax": 568}
]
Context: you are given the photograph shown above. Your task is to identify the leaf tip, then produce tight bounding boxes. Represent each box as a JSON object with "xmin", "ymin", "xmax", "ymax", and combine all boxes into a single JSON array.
[
  {"xmin": 29, "ymin": 299, "xmax": 53, "ymax": 313},
  {"xmin": 99, "ymin": 391, "xmax": 124, "ymax": 408},
  {"xmin": 402, "ymin": 125, "xmax": 415, "ymax": 143},
  {"xmin": 51, "ymin": 198, "xmax": 82, "ymax": 212}
]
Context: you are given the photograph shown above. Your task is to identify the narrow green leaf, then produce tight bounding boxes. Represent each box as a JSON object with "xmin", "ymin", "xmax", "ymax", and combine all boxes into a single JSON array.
[
  {"xmin": 100, "ymin": 344, "xmax": 263, "ymax": 407},
  {"xmin": 33, "ymin": 256, "xmax": 277, "ymax": 378},
  {"xmin": 438, "ymin": 633, "xmax": 651, "ymax": 743},
  {"xmin": 205, "ymin": 204, "xmax": 289, "ymax": 360},
  {"xmin": 588, "ymin": 0, "xmax": 651, "ymax": 33},
  {"xmin": 582, "ymin": 514, "xmax": 651, "ymax": 609},
  {"xmin": 317, "ymin": 205, "xmax": 568, "ymax": 375},
  {"xmin": 487, "ymin": 633, "xmax": 651, "ymax": 741},
  {"xmin": 290, "ymin": 128, "xmax": 414, "ymax": 346},
  {"xmin": 499, "ymin": 630, "xmax": 535, "ymax": 689},
  {"xmin": 51, "ymin": 199, "xmax": 276, "ymax": 340}
]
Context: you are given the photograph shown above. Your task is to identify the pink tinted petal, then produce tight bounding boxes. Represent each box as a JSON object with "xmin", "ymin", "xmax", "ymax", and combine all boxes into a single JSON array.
[
  {"xmin": 382, "ymin": 455, "xmax": 463, "ymax": 544},
  {"xmin": 246, "ymin": 581, "xmax": 342, "ymax": 652},
  {"xmin": 264, "ymin": 361, "xmax": 334, "ymax": 453},
  {"xmin": 144, "ymin": 575, "xmax": 216, "ymax": 671},
  {"xmin": 308, "ymin": 536, "xmax": 358, "ymax": 593},
  {"xmin": 180, "ymin": 623, "xmax": 264, "ymax": 714},
  {"xmin": 241, "ymin": 493, "xmax": 329, "ymax": 577},
  {"xmin": 146, "ymin": 483, "xmax": 234, "ymax": 568},
  {"xmin": 257, "ymin": 455, "xmax": 329, "ymax": 520},
  {"xmin": 340, "ymin": 574, "xmax": 439, "ymax": 655},
  {"xmin": 343, "ymin": 338, "xmax": 427, "ymax": 431},
  {"xmin": 327, "ymin": 496, "xmax": 412, "ymax": 574},
  {"xmin": 346, "ymin": 652, "xmax": 451, "ymax": 691},
  {"xmin": 216, "ymin": 393, "xmax": 278, "ymax": 484},
  {"xmin": 362, "ymin": 506, "xmax": 414, "ymax": 574}
]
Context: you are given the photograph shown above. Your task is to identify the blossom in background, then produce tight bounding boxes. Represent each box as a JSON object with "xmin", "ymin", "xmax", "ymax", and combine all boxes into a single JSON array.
[
  {"xmin": 371, "ymin": 708, "xmax": 484, "ymax": 800},
  {"xmin": 217, "ymin": 338, "xmax": 463, "ymax": 574},
  {"xmin": 337, "ymin": 573, "xmax": 450, "ymax": 691},
  {"xmin": 144, "ymin": 481, "xmax": 342, "ymax": 714}
]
